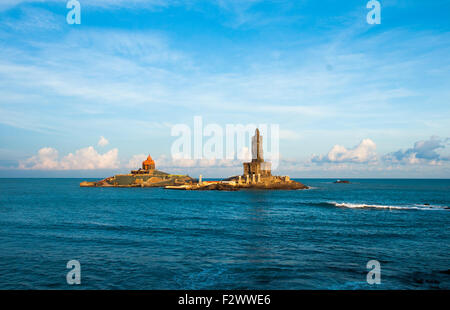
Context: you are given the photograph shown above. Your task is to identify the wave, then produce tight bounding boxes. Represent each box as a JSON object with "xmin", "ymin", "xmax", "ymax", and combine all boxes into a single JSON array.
[
  {"xmin": 300, "ymin": 186, "xmax": 318, "ymax": 190},
  {"xmin": 325, "ymin": 201, "xmax": 449, "ymax": 211}
]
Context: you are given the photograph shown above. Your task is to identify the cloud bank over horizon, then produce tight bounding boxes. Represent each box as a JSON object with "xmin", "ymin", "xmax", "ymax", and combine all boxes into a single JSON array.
[
  {"xmin": 19, "ymin": 146, "xmax": 120, "ymax": 170},
  {"xmin": 383, "ymin": 136, "xmax": 450, "ymax": 165},
  {"xmin": 13, "ymin": 136, "xmax": 450, "ymax": 178},
  {"xmin": 311, "ymin": 139, "xmax": 377, "ymax": 164}
]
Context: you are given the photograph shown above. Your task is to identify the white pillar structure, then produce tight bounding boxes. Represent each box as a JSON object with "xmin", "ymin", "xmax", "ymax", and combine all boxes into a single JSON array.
[{"xmin": 199, "ymin": 174, "xmax": 202, "ymax": 185}]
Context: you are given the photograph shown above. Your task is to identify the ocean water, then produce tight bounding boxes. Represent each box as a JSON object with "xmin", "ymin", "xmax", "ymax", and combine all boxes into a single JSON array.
[{"xmin": 0, "ymin": 178, "xmax": 449, "ymax": 290}]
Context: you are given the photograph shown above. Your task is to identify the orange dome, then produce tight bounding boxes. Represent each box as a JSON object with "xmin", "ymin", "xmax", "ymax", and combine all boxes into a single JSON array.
[
  {"xmin": 142, "ymin": 154, "xmax": 155, "ymax": 170},
  {"xmin": 143, "ymin": 155, "xmax": 154, "ymax": 165}
]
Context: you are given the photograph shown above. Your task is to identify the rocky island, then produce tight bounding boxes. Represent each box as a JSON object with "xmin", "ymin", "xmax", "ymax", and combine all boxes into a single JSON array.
[
  {"xmin": 80, "ymin": 154, "xmax": 194, "ymax": 187},
  {"xmin": 80, "ymin": 129, "xmax": 308, "ymax": 191},
  {"xmin": 165, "ymin": 129, "xmax": 308, "ymax": 191}
]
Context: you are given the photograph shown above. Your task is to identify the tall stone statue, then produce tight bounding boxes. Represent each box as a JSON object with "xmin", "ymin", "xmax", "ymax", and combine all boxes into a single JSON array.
[
  {"xmin": 244, "ymin": 128, "xmax": 271, "ymax": 177},
  {"xmin": 252, "ymin": 128, "xmax": 264, "ymax": 162}
]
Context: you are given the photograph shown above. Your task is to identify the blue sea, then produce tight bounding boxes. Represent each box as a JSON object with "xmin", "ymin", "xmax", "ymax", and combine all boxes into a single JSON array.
[{"xmin": 0, "ymin": 178, "xmax": 449, "ymax": 290}]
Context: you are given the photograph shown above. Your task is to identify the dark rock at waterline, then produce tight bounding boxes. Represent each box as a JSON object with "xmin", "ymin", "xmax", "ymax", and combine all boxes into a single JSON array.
[
  {"xmin": 188, "ymin": 181, "xmax": 308, "ymax": 191},
  {"xmin": 192, "ymin": 183, "xmax": 239, "ymax": 191}
]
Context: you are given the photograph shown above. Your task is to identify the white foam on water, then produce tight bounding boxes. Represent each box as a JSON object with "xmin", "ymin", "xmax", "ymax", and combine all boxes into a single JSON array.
[
  {"xmin": 329, "ymin": 201, "xmax": 448, "ymax": 211},
  {"xmin": 301, "ymin": 186, "xmax": 318, "ymax": 190}
]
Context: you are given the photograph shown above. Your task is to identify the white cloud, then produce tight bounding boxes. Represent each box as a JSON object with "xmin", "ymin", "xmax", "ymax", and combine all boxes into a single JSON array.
[
  {"xmin": 383, "ymin": 136, "xmax": 450, "ymax": 165},
  {"xmin": 19, "ymin": 147, "xmax": 60, "ymax": 170},
  {"xmin": 126, "ymin": 153, "xmax": 146, "ymax": 169},
  {"xmin": 311, "ymin": 139, "xmax": 377, "ymax": 164},
  {"xmin": 20, "ymin": 146, "xmax": 119, "ymax": 170},
  {"xmin": 98, "ymin": 136, "xmax": 109, "ymax": 147},
  {"xmin": 1, "ymin": 24, "xmax": 448, "ymax": 143}
]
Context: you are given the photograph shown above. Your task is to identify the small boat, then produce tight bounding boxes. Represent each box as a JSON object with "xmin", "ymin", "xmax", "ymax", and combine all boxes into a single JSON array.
[{"xmin": 334, "ymin": 180, "xmax": 350, "ymax": 184}]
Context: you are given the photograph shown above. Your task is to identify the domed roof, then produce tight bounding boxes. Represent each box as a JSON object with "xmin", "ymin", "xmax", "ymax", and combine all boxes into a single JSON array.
[{"xmin": 143, "ymin": 155, "xmax": 155, "ymax": 166}]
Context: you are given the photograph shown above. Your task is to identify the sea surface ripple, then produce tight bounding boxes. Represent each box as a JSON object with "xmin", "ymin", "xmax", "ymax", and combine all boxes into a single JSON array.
[{"xmin": 0, "ymin": 178, "xmax": 449, "ymax": 289}]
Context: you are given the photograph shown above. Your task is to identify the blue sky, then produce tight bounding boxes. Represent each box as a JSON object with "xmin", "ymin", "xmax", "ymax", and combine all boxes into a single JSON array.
[{"xmin": 0, "ymin": 0, "xmax": 449, "ymax": 178}]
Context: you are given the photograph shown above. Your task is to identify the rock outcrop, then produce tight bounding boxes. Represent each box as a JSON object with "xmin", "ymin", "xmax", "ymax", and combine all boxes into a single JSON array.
[{"xmin": 80, "ymin": 154, "xmax": 193, "ymax": 188}]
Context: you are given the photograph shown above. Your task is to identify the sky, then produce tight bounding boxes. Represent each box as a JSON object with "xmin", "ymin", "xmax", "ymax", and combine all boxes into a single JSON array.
[{"xmin": 0, "ymin": 0, "xmax": 449, "ymax": 178}]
